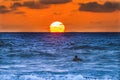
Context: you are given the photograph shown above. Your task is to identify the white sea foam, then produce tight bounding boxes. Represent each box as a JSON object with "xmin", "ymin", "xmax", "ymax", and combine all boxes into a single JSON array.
[
  {"xmin": 0, "ymin": 74, "xmax": 117, "ymax": 80},
  {"xmin": 19, "ymin": 75, "xmax": 41, "ymax": 80}
]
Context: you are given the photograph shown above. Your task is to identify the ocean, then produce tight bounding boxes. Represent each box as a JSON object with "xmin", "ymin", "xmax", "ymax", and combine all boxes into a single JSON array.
[{"xmin": 0, "ymin": 32, "xmax": 120, "ymax": 80}]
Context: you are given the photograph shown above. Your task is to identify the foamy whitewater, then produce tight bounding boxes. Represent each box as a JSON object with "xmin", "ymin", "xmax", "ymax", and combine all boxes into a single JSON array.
[{"xmin": 0, "ymin": 32, "xmax": 120, "ymax": 80}]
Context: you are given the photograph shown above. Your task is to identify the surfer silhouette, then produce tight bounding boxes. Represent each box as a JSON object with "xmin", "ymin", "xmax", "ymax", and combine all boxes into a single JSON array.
[{"xmin": 73, "ymin": 55, "xmax": 82, "ymax": 62}]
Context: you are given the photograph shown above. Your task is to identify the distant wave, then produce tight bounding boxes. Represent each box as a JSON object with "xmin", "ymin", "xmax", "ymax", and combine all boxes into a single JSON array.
[
  {"xmin": 107, "ymin": 42, "xmax": 120, "ymax": 46},
  {"xmin": 0, "ymin": 40, "xmax": 13, "ymax": 47},
  {"xmin": 6, "ymin": 51, "xmax": 56, "ymax": 58},
  {"xmin": 66, "ymin": 45, "xmax": 106, "ymax": 50}
]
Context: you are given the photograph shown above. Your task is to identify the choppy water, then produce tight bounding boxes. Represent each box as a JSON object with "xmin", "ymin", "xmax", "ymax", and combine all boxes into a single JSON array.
[{"xmin": 0, "ymin": 32, "xmax": 120, "ymax": 80}]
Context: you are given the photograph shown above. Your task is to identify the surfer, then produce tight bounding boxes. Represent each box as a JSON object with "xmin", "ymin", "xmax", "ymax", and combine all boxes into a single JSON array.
[{"xmin": 73, "ymin": 55, "xmax": 82, "ymax": 62}]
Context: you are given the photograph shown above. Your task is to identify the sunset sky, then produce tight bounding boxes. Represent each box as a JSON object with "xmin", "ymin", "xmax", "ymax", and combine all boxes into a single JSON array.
[{"xmin": 0, "ymin": 0, "xmax": 120, "ymax": 32}]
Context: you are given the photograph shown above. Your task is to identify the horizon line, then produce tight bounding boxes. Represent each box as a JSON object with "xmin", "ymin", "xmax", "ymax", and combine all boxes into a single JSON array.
[{"xmin": 0, "ymin": 31, "xmax": 120, "ymax": 33}]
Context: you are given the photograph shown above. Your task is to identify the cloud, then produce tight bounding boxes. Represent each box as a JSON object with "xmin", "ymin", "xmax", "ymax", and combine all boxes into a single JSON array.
[
  {"xmin": 12, "ymin": 0, "xmax": 21, "ymax": 1},
  {"xmin": 0, "ymin": 1, "xmax": 49, "ymax": 14},
  {"xmin": 0, "ymin": 5, "xmax": 11, "ymax": 14},
  {"xmin": 79, "ymin": 2, "xmax": 120, "ymax": 12},
  {"xmin": 23, "ymin": 1, "xmax": 49, "ymax": 9},
  {"xmin": 1, "ymin": 0, "xmax": 72, "ymax": 13},
  {"xmin": 40, "ymin": 0, "xmax": 72, "ymax": 4},
  {"xmin": 10, "ymin": 1, "xmax": 49, "ymax": 9},
  {"xmin": 14, "ymin": 11, "xmax": 25, "ymax": 14},
  {"xmin": 3, "ymin": 0, "xmax": 21, "ymax": 1},
  {"xmin": 10, "ymin": 2, "xmax": 22, "ymax": 9}
]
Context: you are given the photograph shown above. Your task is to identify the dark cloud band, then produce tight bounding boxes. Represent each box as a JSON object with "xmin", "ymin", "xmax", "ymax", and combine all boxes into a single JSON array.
[
  {"xmin": 0, "ymin": 0, "xmax": 72, "ymax": 14},
  {"xmin": 0, "ymin": 5, "xmax": 11, "ymax": 14},
  {"xmin": 79, "ymin": 2, "xmax": 120, "ymax": 12},
  {"xmin": 23, "ymin": 1, "xmax": 49, "ymax": 9},
  {"xmin": 40, "ymin": 0, "xmax": 72, "ymax": 4}
]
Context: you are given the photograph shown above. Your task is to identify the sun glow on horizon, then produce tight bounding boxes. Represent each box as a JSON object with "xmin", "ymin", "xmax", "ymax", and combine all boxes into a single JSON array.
[{"xmin": 50, "ymin": 21, "xmax": 65, "ymax": 33}]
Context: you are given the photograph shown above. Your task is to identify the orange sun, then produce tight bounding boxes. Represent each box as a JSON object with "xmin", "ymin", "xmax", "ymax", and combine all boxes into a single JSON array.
[{"xmin": 50, "ymin": 21, "xmax": 65, "ymax": 32}]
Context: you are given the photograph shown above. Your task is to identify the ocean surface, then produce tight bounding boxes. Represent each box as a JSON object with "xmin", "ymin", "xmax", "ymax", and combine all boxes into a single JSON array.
[{"xmin": 0, "ymin": 32, "xmax": 120, "ymax": 80}]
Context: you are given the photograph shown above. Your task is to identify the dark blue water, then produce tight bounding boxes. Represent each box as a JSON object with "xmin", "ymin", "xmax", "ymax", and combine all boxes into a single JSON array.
[{"xmin": 0, "ymin": 32, "xmax": 120, "ymax": 80}]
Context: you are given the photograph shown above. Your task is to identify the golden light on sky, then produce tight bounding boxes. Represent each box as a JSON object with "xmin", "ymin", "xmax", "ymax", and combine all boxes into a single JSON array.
[
  {"xmin": 0, "ymin": 0, "xmax": 120, "ymax": 32},
  {"xmin": 50, "ymin": 21, "xmax": 65, "ymax": 32}
]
